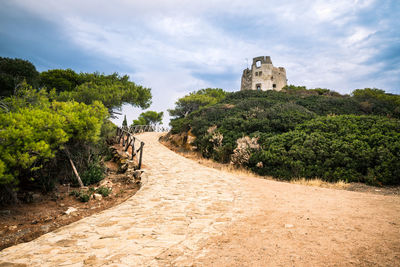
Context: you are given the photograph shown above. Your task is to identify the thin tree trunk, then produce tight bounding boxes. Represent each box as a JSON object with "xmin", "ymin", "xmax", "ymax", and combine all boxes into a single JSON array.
[{"xmin": 65, "ymin": 149, "xmax": 84, "ymax": 188}]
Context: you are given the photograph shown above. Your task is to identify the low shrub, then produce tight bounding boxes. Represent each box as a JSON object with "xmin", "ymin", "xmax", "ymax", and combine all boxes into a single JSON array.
[
  {"xmin": 81, "ymin": 162, "xmax": 105, "ymax": 186},
  {"xmin": 96, "ymin": 186, "xmax": 111, "ymax": 197}
]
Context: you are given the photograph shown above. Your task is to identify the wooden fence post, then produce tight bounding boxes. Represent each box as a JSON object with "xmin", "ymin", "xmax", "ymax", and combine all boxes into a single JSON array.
[{"xmin": 138, "ymin": 142, "xmax": 144, "ymax": 169}]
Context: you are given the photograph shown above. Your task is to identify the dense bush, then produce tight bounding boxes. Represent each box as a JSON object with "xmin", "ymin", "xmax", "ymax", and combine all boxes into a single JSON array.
[
  {"xmin": 169, "ymin": 87, "xmax": 400, "ymax": 185},
  {"xmin": 80, "ymin": 162, "xmax": 105, "ymax": 186},
  {"xmin": 248, "ymin": 115, "xmax": 400, "ymax": 185}
]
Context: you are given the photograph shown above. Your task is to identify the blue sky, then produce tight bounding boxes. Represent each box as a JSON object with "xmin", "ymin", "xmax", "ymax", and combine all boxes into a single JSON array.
[{"xmin": 1, "ymin": 0, "xmax": 399, "ymax": 125}]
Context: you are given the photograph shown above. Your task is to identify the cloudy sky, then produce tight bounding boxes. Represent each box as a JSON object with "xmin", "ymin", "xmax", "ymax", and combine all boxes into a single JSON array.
[{"xmin": 1, "ymin": 0, "xmax": 399, "ymax": 125}]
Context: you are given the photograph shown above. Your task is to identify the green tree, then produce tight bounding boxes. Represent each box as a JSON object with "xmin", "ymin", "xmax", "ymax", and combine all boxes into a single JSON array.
[
  {"xmin": 122, "ymin": 115, "xmax": 128, "ymax": 127},
  {"xmin": 57, "ymin": 78, "xmax": 151, "ymax": 112},
  {"xmin": 0, "ymin": 57, "xmax": 39, "ymax": 97},
  {"xmin": 39, "ymin": 69, "xmax": 82, "ymax": 92},
  {"xmin": 168, "ymin": 88, "xmax": 226, "ymax": 119},
  {"xmin": 133, "ymin": 111, "xmax": 163, "ymax": 126}
]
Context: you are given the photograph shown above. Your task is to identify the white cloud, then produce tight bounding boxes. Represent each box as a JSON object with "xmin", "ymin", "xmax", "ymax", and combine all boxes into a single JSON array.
[{"xmin": 7, "ymin": 0, "xmax": 399, "ymax": 126}]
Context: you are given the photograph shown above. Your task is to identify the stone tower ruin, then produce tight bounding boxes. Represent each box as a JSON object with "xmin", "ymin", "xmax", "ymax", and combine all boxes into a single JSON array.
[{"xmin": 240, "ymin": 56, "xmax": 287, "ymax": 91}]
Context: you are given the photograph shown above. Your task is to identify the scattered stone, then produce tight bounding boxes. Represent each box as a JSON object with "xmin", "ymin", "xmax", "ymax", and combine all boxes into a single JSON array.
[
  {"xmin": 118, "ymin": 163, "xmax": 129, "ymax": 174},
  {"xmin": 40, "ymin": 225, "xmax": 50, "ymax": 233},
  {"xmin": 93, "ymin": 193, "xmax": 103, "ymax": 201},
  {"xmin": 31, "ymin": 220, "xmax": 38, "ymax": 225},
  {"xmin": 133, "ymin": 170, "xmax": 144, "ymax": 179},
  {"xmin": 64, "ymin": 207, "xmax": 78, "ymax": 215},
  {"xmin": 9, "ymin": 225, "xmax": 17, "ymax": 231},
  {"xmin": 31, "ymin": 193, "xmax": 42, "ymax": 203},
  {"xmin": 285, "ymin": 224, "xmax": 294, "ymax": 229},
  {"xmin": 0, "ymin": 210, "xmax": 11, "ymax": 215},
  {"xmin": 59, "ymin": 203, "xmax": 65, "ymax": 207}
]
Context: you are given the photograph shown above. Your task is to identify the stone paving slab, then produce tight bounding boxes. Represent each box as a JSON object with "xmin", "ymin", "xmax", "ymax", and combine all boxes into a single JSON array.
[{"xmin": 0, "ymin": 133, "xmax": 257, "ymax": 266}]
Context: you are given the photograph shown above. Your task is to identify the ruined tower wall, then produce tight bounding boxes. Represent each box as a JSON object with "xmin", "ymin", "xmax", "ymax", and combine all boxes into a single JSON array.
[
  {"xmin": 240, "ymin": 56, "xmax": 287, "ymax": 92},
  {"xmin": 241, "ymin": 69, "xmax": 252, "ymax": 90}
]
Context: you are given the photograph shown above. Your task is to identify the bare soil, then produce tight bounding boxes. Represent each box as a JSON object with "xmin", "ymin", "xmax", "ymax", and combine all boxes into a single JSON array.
[{"xmin": 0, "ymin": 160, "xmax": 139, "ymax": 251}]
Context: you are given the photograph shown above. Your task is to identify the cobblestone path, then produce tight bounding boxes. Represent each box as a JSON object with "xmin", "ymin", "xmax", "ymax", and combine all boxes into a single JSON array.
[{"xmin": 1, "ymin": 132, "xmax": 399, "ymax": 266}]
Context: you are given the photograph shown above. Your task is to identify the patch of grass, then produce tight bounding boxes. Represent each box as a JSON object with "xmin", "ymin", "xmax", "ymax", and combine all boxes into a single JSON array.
[{"xmin": 290, "ymin": 178, "xmax": 350, "ymax": 190}]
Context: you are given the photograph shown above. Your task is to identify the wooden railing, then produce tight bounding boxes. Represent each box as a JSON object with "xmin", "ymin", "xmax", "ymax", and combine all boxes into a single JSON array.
[
  {"xmin": 116, "ymin": 127, "xmax": 145, "ymax": 169},
  {"xmin": 116, "ymin": 124, "xmax": 169, "ymax": 169},
  {"xmin": 129, "ymin": 125, "xmax": 170, "ymax": 134}
]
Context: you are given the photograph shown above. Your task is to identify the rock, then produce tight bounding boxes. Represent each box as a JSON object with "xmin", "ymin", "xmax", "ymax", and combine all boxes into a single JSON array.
[
  {"xmin": 59, "ymin": 203, "xmax": 65, "ymax": 207},
  {"xmin": 133, "ymin": 170, "xmax": 144, "ymax": 179},
  {"xmin": 117, "ymin": 163, "xmax": 129, "ymax": 174},
  {"xmin": 93, "ymin": 193, "xmax": 103, "ymax": 201},
  {"xmin": 64, "ymin": 207, "xmax": 77, "ymax": 215},
  {"xmin": 31, "ymin": 193, "xmax": 42, "ymax": 203},
  {"xmin": 0, "ymin": 210, "xmax": 11, "ymax": 215},
  {"xmin": 9, "ymin": 225, "xmax": 17, "ymax": 231},
  {"xmin": 285, "ymin": 224, "xmax": 294, "ymax": 229},
  {"xmin": 40, "ymin": 225, "xmax": 50, "ymax": 233}
]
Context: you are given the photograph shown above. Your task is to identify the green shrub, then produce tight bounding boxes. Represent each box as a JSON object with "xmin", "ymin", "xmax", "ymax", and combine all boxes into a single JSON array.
[
  {"xmin": 96, "ymin": 186, "xmax": 111, "ymax": 197},
  {"xmin": 81, "ymin": 163, "xmax": 105, "ymax": 186},
  {"xmin": 248, "ymin": 115, "xmax": 400, "ymax": 185},
  {"xmin": 78, "ymin": 192, "xmax": 90, "ymax": 202},
  {"xmin": 69, "ymin": 190, "xmax": 80, "ymax": 197}
]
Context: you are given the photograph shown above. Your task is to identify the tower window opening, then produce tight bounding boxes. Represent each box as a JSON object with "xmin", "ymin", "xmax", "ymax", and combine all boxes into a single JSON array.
[
  {"xmin": 273, "ymin": 84, "xmax": 276, "ymax": 89},
  {"xmin": 256, "ymin": 61, "xmax": 261, "ymax": 68},
  {"xmin": 256, "ymin": 84, "xmax": 261, "ymax": 91}
]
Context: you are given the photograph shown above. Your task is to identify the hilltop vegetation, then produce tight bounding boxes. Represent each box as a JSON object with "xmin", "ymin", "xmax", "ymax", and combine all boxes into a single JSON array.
[
  {"xmin": 0, "ymin": 57, "xmax": 152, "ymax": 204},
  {"xmin": 169, "ymin": 86, "xmax": 400, "ymax": 186}
]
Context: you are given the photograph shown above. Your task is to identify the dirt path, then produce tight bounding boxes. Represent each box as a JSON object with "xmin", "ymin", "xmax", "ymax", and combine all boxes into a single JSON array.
[{"xmin": 0, "ymin": 132, "xmax": 399, "ymax": 266}]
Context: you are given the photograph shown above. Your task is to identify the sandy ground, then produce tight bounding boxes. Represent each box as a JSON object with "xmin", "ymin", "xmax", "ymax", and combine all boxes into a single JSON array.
[
  {"xmin": 192, "ymin": 175, "xmax": 400, "ymax": 266},
  {"xmin": 0, "ymin": 132, "xmax": 399, "ymax": 266}
]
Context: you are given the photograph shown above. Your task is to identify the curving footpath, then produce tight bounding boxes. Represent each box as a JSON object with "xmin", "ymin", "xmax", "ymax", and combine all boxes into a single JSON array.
[{"xmin": 0, "ymin": 132, "xmax": 399, "ymax": 266}]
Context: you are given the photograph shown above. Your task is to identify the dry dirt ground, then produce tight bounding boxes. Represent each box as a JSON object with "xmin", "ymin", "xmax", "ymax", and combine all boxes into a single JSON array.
[
  {"xmin": 0, "ymin": 132, "xmax": 399, "ymax": 266},
  {"xmin": 0, "ymin": 150, "xmax": 140, "ymax": 251}
]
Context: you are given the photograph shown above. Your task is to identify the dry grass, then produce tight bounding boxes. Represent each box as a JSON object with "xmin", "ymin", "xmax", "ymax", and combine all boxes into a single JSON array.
[
  {"xmin": 290, "ymin": 178, "xmax": 350, "ymax": 190},
  {"xmin": 161, "ymin": 137, "xmax": 351, "ymax": 190}
]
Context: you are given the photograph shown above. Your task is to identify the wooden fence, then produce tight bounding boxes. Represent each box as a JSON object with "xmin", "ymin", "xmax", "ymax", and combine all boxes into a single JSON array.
[
  {"xmin": 116, "ymin": 127, "xmax": 145, "ymax": 169},
  {"xmin": 115, "ymin": 124, "xmax": 169, "ymax": 169},
  {"xmin": 128, "ymin": 125, "xmax": 170, "ymax": 134}
]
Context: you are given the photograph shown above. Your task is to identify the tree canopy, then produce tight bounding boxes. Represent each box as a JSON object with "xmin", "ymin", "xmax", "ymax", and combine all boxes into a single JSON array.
[
  {"xmin": 133, "ymin": 111, "xmax": 163, "ymax": 126},
  {"xmin": 0, "ymin": 57, "xmax": 39, "ymax": 97}
]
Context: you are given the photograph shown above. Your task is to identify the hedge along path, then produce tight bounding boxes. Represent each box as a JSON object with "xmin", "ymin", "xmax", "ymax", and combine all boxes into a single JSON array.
[{"xmin": 0, "ymin": 132, "xmax": 399, "ymax": 266}]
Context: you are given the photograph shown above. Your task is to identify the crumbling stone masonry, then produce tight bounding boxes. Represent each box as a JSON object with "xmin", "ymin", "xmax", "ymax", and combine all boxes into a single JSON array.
[{"xmin": 240, "ymin": 56, "xmax": 287, "ymax": 91}]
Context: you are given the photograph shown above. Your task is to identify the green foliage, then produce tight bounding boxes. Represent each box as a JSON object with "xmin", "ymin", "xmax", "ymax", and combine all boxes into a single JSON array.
[
  {"xmin": 69, "ymin": 190, "xmax": 80, "ymax": 197},
  {"xmin": 133, "ymin": 110, "xmax": 163, "ymax": 126},
  {"xmin": 0, "ymin": 57, "xmax": 39, "ymax": 97},
  {"xmin": 249, "ymin": 115, "xmax": 400, "ymax": 185},
  {"xmin": 168, "ymin": 88, "xmax": 226, "ymax": 119},
  {"xmin": 39, "ymin": 69, "xmax": 81, "ymax": 92},
  {"xmin": 96, "ymin": 186, "xmax": 111, "ymax": 197},
  {"xmin": 81, "ymin": 162, "xmax": 105, "ymax": 186},
  {"xmin": 78, "ymin": 192, "xmax": 90, "ymax": 202},
  {"xmin": 169, "ymin": 88, "xmax": 400, "ymax": 185},
  {"xmin": 0, "ymin": 86, "xmax": 108, "ymax": 188},
  {"xmin": 122, "ymin": 115, "xmax": 128, "ymax": 127},
  {"xmin": 57, "ymin": 76, "xmax": 151, "ymax": 111}
]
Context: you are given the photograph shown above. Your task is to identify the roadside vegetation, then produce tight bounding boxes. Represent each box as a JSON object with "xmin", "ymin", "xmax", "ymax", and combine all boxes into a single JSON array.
[
  {"xmin": 0, "ymin": 57, "xmax": 152, "ymax": 204},
  {"xmin": 168, "ymin": 86, "xmax": 400, "ymax": 186}
]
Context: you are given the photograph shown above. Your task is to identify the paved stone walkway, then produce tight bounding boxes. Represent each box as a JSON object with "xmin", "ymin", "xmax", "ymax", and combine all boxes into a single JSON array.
[
  {"xmin": 0, "ymin": 133, "xmax": 259, "ymax": 266},
  {"xmin": 1, "ymin": 132, "xmax": 399, "ymax": 266}
]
